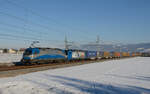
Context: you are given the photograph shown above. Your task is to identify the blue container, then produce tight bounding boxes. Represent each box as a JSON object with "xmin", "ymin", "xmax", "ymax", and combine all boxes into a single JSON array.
[{"xmin": 85, "ymin": 51, "xmax": 97, "ymax": 59}]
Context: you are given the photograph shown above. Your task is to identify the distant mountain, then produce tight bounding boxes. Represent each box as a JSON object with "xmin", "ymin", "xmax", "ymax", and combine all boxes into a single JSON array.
[
  {"xmin": 125, "ymin": 43, "xmax": 150, "ymax": 52},
  {"xmin": 70, "ymin": 43, "xmax": 150, "ymax": 52}
]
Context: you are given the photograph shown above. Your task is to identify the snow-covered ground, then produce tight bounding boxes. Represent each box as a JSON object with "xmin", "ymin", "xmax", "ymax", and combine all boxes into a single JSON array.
[
  {"xmin": 0, "ymin": 57, "xmax": 150, "ymax": 94},
  {"xmin": 0, "ymin": 53, "xmax": 22, "ymax": 63}
]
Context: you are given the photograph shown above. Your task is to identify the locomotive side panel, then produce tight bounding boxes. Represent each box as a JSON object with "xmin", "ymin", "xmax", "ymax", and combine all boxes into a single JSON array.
[
  {"xmin": 34, "ymin": 49, "xmax": 66, "ymax": 61},
  {"xmin": 22, "ymin": 48, "xmax": 66, "ymax": 63}
]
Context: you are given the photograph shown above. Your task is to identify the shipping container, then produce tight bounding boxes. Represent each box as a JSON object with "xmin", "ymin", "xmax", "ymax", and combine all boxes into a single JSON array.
[
  {"xmin": 121, "ymin": 52, "xmax": 128, "ymax": 57},
  {"xmin": 136, "ymin": 52, "xmax": 141, "ymax": 56},
  {"xmin": 141, "ymin": 53, "xmax": 150, "ymax": 57},
  {"xmin": 126, "ymin": 52, "xmax": 130, "ymax": 57},
  {"xmin": 132, "ymin": 52, "xmax": 136, "ymax": 57},
  {"xmin": 113, "ymin": 52, "xmax": 121, "ymax": 57},
  {"xmin": 103, "ymin": 51, "xmax": 110, "ymax": 58},
  {"xmin": 85, "ymin": 51, "xmax": 97, "ymax": 59}
]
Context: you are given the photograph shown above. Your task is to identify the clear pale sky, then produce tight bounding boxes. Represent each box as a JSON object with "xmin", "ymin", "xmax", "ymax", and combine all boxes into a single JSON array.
[{"xmin": 0, "ymin": 0, "xmax": 149, "ymax": 48}]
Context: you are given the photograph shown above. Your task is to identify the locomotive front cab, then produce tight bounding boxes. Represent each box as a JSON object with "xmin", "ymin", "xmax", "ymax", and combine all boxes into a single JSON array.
[{"xmin": 22, "ymin": 48, "xmax": 40, "ymax": 63}]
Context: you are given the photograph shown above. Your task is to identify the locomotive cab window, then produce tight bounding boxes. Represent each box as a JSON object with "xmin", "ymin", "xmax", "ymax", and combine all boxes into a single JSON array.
[{"xmin": 24, "ymin": 50, "xmax": 32, "ymax": 55}]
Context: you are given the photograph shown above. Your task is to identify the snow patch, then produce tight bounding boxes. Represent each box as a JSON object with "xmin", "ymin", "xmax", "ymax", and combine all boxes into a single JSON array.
[
  {"xmin": 0, "ymin": 53, "xmax": 22, "ymax": 63},
  {"xmin": 0, "ymin": 57, "xmax": 150, "ymax": 94}
]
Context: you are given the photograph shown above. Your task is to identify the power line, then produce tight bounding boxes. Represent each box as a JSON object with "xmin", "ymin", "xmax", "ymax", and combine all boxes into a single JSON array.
[
  {"xmin": 0, "ymin": 27, "xmax": 43, "ymax": 40},
  {"xmin": 0, "ymin": 22, "xmax": 91, "ymax": 46},
  {"xmin": 0, "ymin": 33, "xmax": 39, "ymax": 40},
  {"xmin": 0, "ymin": 36, "xmax": 31, "ymax": 42},
  {"xmin": 4, "ymin": 0, "xmax": 93, "ymax": 40},
  {"xmin": 0, "ymin": 0, "xmax": 97, "ymax": 48},
  {"xmin": 0, "ymin": 11, "xmax": 64, "ymax": 35},
  {"xmin": 0, "ymin": 22, "xmax": 49, "ymax": 38},
  {"xmin": 0, "ymin": 31, "xmax": 64, "ymax": 43},
  {"xmin": 0, "ymin": 21, "xmax": 93, "ymax": 45}
]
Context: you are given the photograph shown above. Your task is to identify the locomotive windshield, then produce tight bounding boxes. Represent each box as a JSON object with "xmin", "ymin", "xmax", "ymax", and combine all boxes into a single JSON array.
[{"xmin": 24, "ymin": 49, "xmax": 32, "ymax": 55}]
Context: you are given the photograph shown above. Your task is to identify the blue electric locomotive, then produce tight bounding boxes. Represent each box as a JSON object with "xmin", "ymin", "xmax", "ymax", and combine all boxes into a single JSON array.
[{"xmin": 22, "ymin": 47, "xmax": 67, "ymax": 63}]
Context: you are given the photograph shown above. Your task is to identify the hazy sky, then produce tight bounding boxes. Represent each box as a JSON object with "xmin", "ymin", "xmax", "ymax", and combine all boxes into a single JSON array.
[{"xmin": 0, "ymin": 0, "xmax": 149, "ymax": 48}]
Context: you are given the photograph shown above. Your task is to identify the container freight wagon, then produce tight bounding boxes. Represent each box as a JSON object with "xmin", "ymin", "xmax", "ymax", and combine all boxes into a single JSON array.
[
  {"xmin": 113, "ymin": 52, "xmax": 121, "ymax": 58},
  {"xmin": 135, "ymin": 52, "xmax": 142, "ymax": 56},
  {"xmin": 126, "ymin": 52, "xmax": 130, "ymax": 57},
  {"xmin": 100, "ymin": 51, "xmax": 110, "ymax": 59},
  {"xmin": 121, "ymin": 52, "xmax": 128, "ymax": 57},
  {"xmin": 85, "ymin": 51, "xmax": 97, "ymax": 60},
  {"xmin": 141, "ymin": 53, "xmax": 150, "ymax": 57},
  {"xmin": 67, "ymin": 50, "xmax": 85, "ymax": 61},
  {"xmin": 131, "ymin": 52, "xmax": 136, "ymax": 57},
  {"xmin": 22, "ymin": 48, "xmax": 67, "ymax": 63}
]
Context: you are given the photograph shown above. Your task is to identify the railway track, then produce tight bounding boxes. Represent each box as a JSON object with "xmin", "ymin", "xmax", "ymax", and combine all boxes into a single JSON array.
[
  {"xmin": 0, "ymin": 59, "xmax": 102, "ymax": 78},
  {"xmin": 0, "ymin": 57, "xmax": 134, "ymax": 78},
  {"xmin": 0, "ymin": 60, "xmax": 99, "ymax": 72}
]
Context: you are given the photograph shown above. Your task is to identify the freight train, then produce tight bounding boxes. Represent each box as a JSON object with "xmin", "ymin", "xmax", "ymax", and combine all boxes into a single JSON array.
[{"xmin": 21, "ymin": 47, "xmax": 141, "ymax": 64}]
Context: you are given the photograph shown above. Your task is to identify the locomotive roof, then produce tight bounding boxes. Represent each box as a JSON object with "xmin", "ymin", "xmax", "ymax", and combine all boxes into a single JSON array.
[{"xmin": 29, "ymin": 47, "xmax": 64, "ymax": 50}]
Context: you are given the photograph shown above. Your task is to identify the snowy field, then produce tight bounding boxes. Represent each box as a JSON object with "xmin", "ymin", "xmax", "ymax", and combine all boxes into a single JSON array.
[
  {"xmin": 0, "ymin": 57, "xmax": 150, "ymax": 94},
  {"xmin": 0, "ymin": 53, "xmax": 22, "ymax": 64}
]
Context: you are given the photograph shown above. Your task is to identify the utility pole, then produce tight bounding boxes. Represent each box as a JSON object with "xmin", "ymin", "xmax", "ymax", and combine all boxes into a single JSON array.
[
  {"xmin": 65, "ymin": 35, "xmax": 68, "ymax": 50},
  {"xmin": 96, "ymin": 35, "xmax": 100, "ymax": 51},
  {"xmin": 96, "ymin": 35, "xmax": 101, "ymax": 59},
  {"xmin": 64, "ymin": 36, "xmax": 74, "ymax": 50},
  {"xmin": 96, "ymin": 35, "xmax": 100, "ymax": 44}
]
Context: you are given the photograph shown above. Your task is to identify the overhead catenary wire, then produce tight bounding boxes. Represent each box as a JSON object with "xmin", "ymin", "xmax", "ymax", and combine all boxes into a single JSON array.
[
  {"xmin": 0, "ymin": 0, "xmax": 99, "ymax": 49},
  {"xmin": 0, "ymin": 10, "xmax": 66, "ymax": 44},
  {"xmin": 0, "ymin": 32, "xmax": 63, "ymax": 42},
  {"xmin": 0, "ymin": 36, "xmax": 31, "ymax": 42},
  {"xmin": 0, "ymin": 22, "xmax": 50, "ymax": 38},
  {"xmin": 0, "ymin": 22, "xmax": 65, "ymax": 43},
  {"xmin": 0, "ymin": 23, "xmax": 91, "ymax": 49},
  {"xmin": 0, "ymin": 11, "xmax": 92, "ymax": 46},
  {"xmin": 3, "ymin": 0, "xmax": 94, "ymax": 40},
  {"xmin": 0, "ymin": 11, "xmax": 64, "ymax": 35},
  {"xmin": 0, "ymin": 25, "xmax": 64, "ymax": 43},
  {"xmin": 0, "ymin": 28, "xmax": 44, "ymax": 41},
  {"xmin": 0, "ymin": 36, "xmax": 64, "ymax": 48}
]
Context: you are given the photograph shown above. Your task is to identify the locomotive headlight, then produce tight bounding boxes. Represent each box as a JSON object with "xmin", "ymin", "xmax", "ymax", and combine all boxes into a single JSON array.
[{"xmin": 31, "ymin": 54, "xmax": 34, "ymax": 59}]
